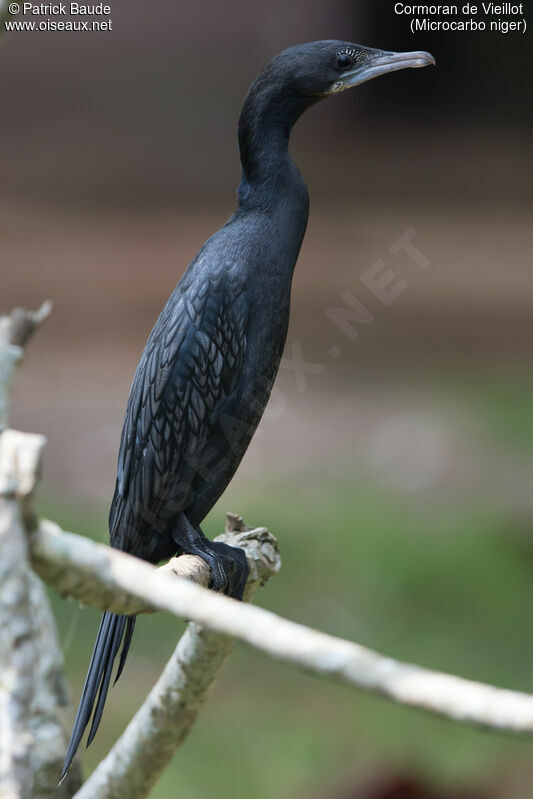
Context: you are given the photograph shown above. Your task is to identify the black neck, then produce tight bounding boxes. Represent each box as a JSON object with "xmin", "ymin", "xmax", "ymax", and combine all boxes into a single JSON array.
[{"xmin": 237, "ymin": 75, "xmax": 313, "ymax": 206}]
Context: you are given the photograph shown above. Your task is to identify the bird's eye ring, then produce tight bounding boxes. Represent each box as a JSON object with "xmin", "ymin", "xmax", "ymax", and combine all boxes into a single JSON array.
[{"xmin": 335, "ymin": 53, "xmax": 354, "ymax": 71}]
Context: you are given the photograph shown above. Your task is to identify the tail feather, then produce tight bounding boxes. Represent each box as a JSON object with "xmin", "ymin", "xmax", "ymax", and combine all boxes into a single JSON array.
[
  {"xmin": 115, "ymin": 615, "xmax": 136, "ymax": 685},
  {"xmin": 60, "ymin": 612, "xmax": 136, "ymax": 782},
  {"xmin": 86, "ymin": 617, "xmax": 124, "ymax": 747}
]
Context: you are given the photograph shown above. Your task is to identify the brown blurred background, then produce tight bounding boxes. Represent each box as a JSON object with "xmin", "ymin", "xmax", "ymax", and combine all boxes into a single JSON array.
[{"xmin": 2, "ymin": 1, "xmax": 533, "ymax": 798}]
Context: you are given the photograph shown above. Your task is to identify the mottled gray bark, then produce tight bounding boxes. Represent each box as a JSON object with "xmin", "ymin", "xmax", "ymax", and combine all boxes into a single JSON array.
[
  {"xmin": 31, "ymin": 519, "xmax": 212, "ymax": 616},
  {"xmin": 31, "ymin": 515, "xmax": 279, "ymax": 616},
  {"xmin": 0, "ymin": 305, "xmax": 79, "ymax": 799},
  {"xmin": 0, "ymin": 494, "xmax": 35, "ymax": 799}
]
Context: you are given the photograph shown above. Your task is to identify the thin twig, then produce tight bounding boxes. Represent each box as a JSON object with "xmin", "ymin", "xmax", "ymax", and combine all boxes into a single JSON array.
[
  {"xmin": 0, "ymin": 303, "xmax": 52, "ymax": 433},
  {"xmin": 7, "ymin": 302, "xmax": 52, "ymax": 348}
]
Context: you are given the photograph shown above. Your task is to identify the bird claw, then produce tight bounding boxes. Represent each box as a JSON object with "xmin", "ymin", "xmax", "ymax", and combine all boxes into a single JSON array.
[
  {"xmin": 209, "ymin": 559, "xmax": 228, "ymax": 593},
  {"xmin": 198, "ymin": 541, "xmax": 249, "ymax": 600}
]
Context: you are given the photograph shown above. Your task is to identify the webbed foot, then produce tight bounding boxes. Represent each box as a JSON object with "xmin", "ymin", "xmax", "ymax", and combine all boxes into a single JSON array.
[
  {"xmin": 196, "ymin": 540, "xmax": 249, "ymax": 600},
  {"xmin": 172, "ymin": 515, "xmax": 249, "ymax": 599}
]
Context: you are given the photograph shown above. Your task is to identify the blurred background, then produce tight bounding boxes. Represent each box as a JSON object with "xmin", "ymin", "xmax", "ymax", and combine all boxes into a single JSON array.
[{"xmin": 2, "ymin": 0, "xmax": 533, "ymax": 797}]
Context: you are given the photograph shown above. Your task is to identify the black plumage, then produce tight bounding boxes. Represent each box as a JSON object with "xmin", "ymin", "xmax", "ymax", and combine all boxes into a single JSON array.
[{"xmin": 62, "ymin": 40, "xmax": 434, "ymax": 780}]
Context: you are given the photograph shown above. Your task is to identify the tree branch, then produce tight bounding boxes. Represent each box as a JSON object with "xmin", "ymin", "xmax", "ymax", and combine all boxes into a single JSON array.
[
  {"xmin": 0, "ymin": 305, "xmax": 79, "ymax": 798},
  {"xmin": 0, "ymin": 432, "xmax": 81, "ymax": 798},
  {"xmin": 0, "ymin": 302, "xmax": 51, "ymax": 433},
  {"xmin": 30, "ymin": 515, "xmax": 533, "ymax": 737},
  {"xmin": 0, "ymin": 481, "xmax": 35, "ymax": 799}
]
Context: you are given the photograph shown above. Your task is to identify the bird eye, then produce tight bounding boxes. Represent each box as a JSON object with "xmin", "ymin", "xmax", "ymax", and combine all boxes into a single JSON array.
[{"xmin": 335, "ymin": 53, "xmax": 354, "ymax": 71}]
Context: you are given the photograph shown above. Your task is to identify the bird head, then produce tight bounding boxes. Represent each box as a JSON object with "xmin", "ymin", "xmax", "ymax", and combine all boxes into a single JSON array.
[
  {"xmin": 238, "ymin": 40, "xmax": 435, "ymax": 185},
  {"xmin": 267, "ymin": 40, "xmax": 435, "ymax": 99}
]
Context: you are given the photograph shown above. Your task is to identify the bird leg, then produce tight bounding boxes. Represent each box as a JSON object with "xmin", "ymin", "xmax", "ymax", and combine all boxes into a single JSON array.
[{"xmin": 172, "ymin": 514, "xmax": 249, "ymax": 600}]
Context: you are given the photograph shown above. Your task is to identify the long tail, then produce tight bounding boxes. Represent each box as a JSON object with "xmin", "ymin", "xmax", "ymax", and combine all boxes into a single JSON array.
[{"xmin": 61, "ymin": 611, "xmax": 136, "ymax": 781}]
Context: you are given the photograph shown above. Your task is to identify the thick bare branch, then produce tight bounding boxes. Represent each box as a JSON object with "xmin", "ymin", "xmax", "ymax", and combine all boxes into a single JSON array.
[
  {"xmin": 0, "ymin": 495, "xmax": 35, "ymax": 799},
  {"xmin": 74, "ymin": 514, "xmax": 280, "ymax": 799},
  {"xmin": 31, "ymin": 516, "xmax": 533, "ymax": 737},
  {"xmin": 0, "ymin": 430, "xmax": 80, "ymax": 799},
  {"xmin": 0, "ymin": 307, "xmax": 49, "ymax": 799},
  {"xmin": 0, "ymin": 306, "xmax": 78, "ymax": 798}
]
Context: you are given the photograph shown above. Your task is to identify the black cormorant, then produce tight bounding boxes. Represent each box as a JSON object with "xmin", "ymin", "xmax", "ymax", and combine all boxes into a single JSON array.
[{"xmin": 62, "ymin": 40, "xmax": 434, "ymax": 778}]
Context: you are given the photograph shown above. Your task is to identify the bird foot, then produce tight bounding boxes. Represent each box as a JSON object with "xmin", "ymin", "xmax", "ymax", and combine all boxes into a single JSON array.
[
  {"xmin": 187, "ymin": 540, "xmax": 249, "ymax": 600},
  {"xmin": 172, "ymin": 516, "xmax": 249, "ymax": 599},
  {"xmin": 205, "ymin": 540, "xmax": 249, "ymax": 599}
]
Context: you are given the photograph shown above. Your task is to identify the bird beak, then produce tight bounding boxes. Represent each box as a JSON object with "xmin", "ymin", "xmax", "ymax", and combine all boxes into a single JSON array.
[{"xmin": 328, "ymin": 49, "xmax": 436, "ymax": 94}]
